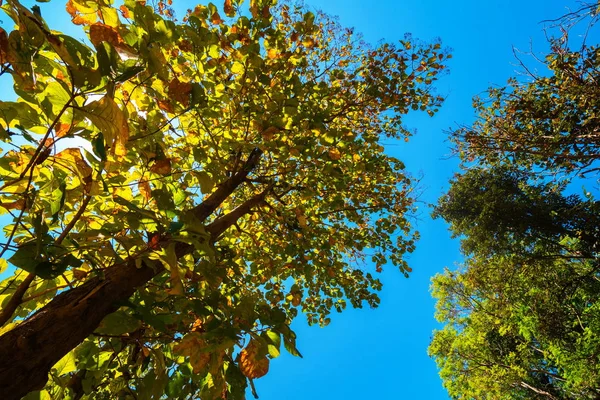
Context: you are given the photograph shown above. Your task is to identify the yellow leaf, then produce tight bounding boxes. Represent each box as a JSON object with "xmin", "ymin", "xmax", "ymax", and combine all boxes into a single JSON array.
[
  {"xmin": 173, "ymin": 333, "xmax": 211, "ymax": 374},
  {"xmin": 55, "ymin": 148, "xmax": 93, "ymax": 180},
  {"xmin": 267, "ymin": 48, "xmax": 278, "ymax": 59},
  {"xmin": 82, "ymin": 96, "xmax": 129, "ymax": 159},
  {"xmin": 66, "ymin": 0, "xmax": 98, "ymax": 25},
  {"xmin": 52, "ymin": 351, "xmax": 77, "ymax": 376}
]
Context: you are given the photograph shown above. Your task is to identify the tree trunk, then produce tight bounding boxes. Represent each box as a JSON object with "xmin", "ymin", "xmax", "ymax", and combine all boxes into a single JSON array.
[{"xmin": 0, "ymin": 260, "xmax": 157, "ymax": 399}]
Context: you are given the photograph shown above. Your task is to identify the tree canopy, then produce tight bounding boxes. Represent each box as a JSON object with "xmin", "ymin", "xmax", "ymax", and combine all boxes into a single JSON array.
[
  {"xmin": 0, "ymin": 0, "xmax": 448, "ymax": 398},
  {"xmin": 430, "ymin": 4, "xmax": 600, "ymax": 399}
]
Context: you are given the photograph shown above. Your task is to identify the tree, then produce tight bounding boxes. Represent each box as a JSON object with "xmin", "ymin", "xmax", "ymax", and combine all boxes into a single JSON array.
[
  {"xmin": 430, "ymin": 169, "xmax": 600, "ymax": 399},
  {"xmin": 430, "ymin": 255, "xmax": 600, "ymax": 399},
  {"xmin": 449, "ymin": 2, "xmax": 600, "ymax": 176},
  {"xmin": 430, "ymin": 5, "xmax": 600, "ymax": 399},
  {"xmin": 0, "ymin": 0, "xmax": 448, "ymax": 398}
]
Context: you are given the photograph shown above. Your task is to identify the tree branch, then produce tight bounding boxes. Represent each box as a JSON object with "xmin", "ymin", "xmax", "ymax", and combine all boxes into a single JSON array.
[
  {"xmin": 188, "ymin": 148, "xmax": 263, "ymax": 222},
  {"xmin": 0, "ymin": 273, "xmax": 35, "ymax": 327}
]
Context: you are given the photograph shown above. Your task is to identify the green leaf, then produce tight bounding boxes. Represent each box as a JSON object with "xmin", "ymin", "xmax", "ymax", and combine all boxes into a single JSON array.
[
  {"xmin": 50, "ymin": 182, "xmax": 67, "ymax": 222},
  {"xmin": 96, "ymin": 310, "xmax": 142, "ymax": 335},
  {"xmin": 52, "ymin": 351, "xmax": 77, "ymax": 376},
  {"xmin": 8, "ymin": 243, "xmax": 40, "ymax": 272},
  {"xmin": 22, "ymin": 390, "xmax": 52, "ymax": 400},
  {"xmin": 196, "ymin": 171, "xmax": 214, "ymax": 194},
  {"xmin": 35, "ymin": 260, "xmax": 66, "ymax": 280},
  {"xmin": 93, "ymin": 133, "xmax": 107, "ymax": 161},
  {"xmin": 115, "ymin": 65, "xmax": 145, "ymax": 83}
]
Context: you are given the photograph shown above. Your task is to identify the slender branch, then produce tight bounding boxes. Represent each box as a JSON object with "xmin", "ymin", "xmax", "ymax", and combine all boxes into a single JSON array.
[
  {"xmin": 0, "ymin": 273, "xmax": 35, "ymax": 327},
  {"xmin": 0, "ymin": 93, "xmax": 75, "ymax": 192},
  {"xmin": 56, "ymin": 194, "xmax": 92, "ymax": 245}
]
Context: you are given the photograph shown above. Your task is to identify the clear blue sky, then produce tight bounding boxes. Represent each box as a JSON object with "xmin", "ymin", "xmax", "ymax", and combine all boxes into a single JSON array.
[
  {"xmin": 253, "ymin": 1, "xmax": 589, "ymax": 399},
  {"xmin": 1, "ymin": 1, "xmax": 591, "ymax": 399}
]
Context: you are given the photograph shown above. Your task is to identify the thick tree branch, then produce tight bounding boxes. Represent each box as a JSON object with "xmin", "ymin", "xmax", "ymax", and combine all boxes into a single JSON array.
[
  {"xmin": 0, "ymin": 149, "xmax": 264, "ymax": 400},
  {"xmin": 189, "ymin": 148, "xmax": 263, "ymax": 222},
  {"xmin": 206, "ymin": 184, "xmax": 274, "ymax": 240}
]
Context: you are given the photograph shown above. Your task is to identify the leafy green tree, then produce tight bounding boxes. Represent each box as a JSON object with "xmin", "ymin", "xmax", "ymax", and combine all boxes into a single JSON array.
[
  {"xmin": 434, "ymin": 168, "xmax": 600, "ymax": 259},
  {"xmin": 430, "ymin": 5, "xmax": 600, "ymax": 399},
  {"xmin": 431, "ymin": 170, "xmax": 600, "ymax": 400},
  {"xmin": 0, "ymin": 0, "xmax": 448, "ymax": 398}
]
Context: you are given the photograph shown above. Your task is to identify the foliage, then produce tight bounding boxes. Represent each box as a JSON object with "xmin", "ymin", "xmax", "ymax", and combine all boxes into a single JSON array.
[
  {"xmin": 431, "ymin": 171, "xmax": 600, "ymax": 399},
  {"xmin": 430, "ymin": 252, "xmax": 600, "ymax": 399},
  {"xmin": 434, "ymin": 168, "xmax": 600, "ymax": 259},
  {"xmin": 430, "ymin": 6, "xmax": 600, "ymax": 399},
  {"xmin": 449, "ymin": 3, "xmax": 600, "ymax": 176},
  {"xmin": 0, "ymin": 0, "xmax": 448, "ymax": 398}
]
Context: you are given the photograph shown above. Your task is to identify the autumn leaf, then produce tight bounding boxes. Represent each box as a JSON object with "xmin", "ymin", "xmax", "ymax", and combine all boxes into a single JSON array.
[
  {"xmin": 224, "ymin": 0, "xmax": 235, "ymax": 17},
  {"xmin": 0, "ymin": 0, "xmax": 449, "ymax": 397},
  {"xmin": 262, "ymin": 126, "xmax": 278, "ymax": 141},
  {"xmin": 149, "ymin": 159, "xmax": 172, "ymax": 175},
  {"xmin": 173, "ymin": 334, "xmax": 211, "ymax": 374},
  {"xmin": 211, "ymin": 11, "xmax": 223, "ymax": 25},
  {"xmin": 81, "ymin": 96, "xmax": 129, "ymax": 159},
  {"xmin": 0, "ymin": 198, "xmax": 26, "ymax": 211},
  {"xmin": 54, "ymin": 122, "xmax": 71, "ymax": 138},
  {"xmin": 267, "ymin": 48, "xmax": 278, "ymax": 59},
  {"xmin": 328, "ymin": 148, "xmax": 341, "ymax": 160},
  {"xmin": 138, "ymin": 180, "xmax": 152, "ymax": 200},
  {"xmin": 239, "ymin": 340, "xmax": 270, "ymax": 379},
  {"xmin": 54, "ymin": 148, "xmax": 93, "ymax": 180},
  {"xmin": 0, "ymin": 27, "xmax": 8, "ymax": 64},
  {"xmin": 168, "ymin": 78, "xmax": 193, "ymax": 107},
  {"xmin": 119, "ymin": 5, "xmax": 131, "ymax": 19},
  {"xmin": 89, "ymin": 23, "xmax": 121, "ymax": 48}
]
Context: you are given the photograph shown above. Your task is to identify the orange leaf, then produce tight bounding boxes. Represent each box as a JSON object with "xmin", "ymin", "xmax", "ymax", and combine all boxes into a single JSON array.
[
  {"xmin": 211, "ymin": 11, "xmax": 223, "ymax": 25},
  {"xmin": 262, "ymin": 126, "xmax": 278, "ymax": 141},
  {"xmin": 224, "ymin": 0, "xmax": 235, "ymax": 17},
  {"xmin": 267, "ymin": 48, "xmax": 278, "ymax": 59},
  {"xmin": 54, "ymin": 122, "xmax": 71, "ymax": 138},
  {"xmin": 149, "ymin": 159, "xmax": 172, "ymax": 175},
  {"xmin": 89, "ymin": 23, "xmax": 122, "ymax": 48},
  {"xmin": 138, "ymin": 180, "xmax": 151, "ymax": 200},
  {"xmin": 148, "ymin": 232, "xmax": 161, "ymax": 249},
  {"xmin": 239, "ymin": 340, "xmax": 269, "ymax": 379},
  {"xmin": 1, "ymin": 198, "xmax": 26, "ymax": 211},
  {"xmin": 157, "ymin": 100, "xmax": 174, "ymax": 114},
  {"xmin": 168, "ymin": 78, "xmax": 193, "ymax": 107},
  {"xmin": 119, "ymin": 5, "xmax": 131, "ymax": 19},
  {"xmin": 328, "ymin": 148, "xmax": 341, "ymax": 160}
]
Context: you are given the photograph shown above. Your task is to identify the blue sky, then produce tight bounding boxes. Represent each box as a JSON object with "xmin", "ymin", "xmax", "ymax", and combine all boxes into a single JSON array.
[
  {"xmin": 0, "ymin": 0, "xmax": 593, "ymax": 399},
  {"xmin": 254, "ymin": 1, "xmax": 591, "ymax": 399}
]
